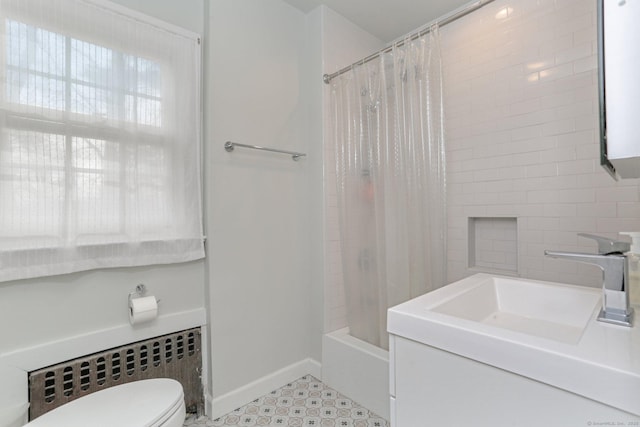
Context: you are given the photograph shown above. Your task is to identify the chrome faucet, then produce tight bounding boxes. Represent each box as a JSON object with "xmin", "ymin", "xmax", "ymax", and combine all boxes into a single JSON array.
[
  {"xmin": 575, "ymin": 233, "xmax": 630, "ymax": 254},
  {"xmin": 545, "ymin": 234, "xmax": 634, "ymax": 327}
]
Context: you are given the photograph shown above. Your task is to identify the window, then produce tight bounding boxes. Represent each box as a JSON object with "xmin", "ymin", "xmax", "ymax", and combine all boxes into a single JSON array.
[{"xmin": 0, "ymin": 0, "xmax": 204, "ymax": 282}]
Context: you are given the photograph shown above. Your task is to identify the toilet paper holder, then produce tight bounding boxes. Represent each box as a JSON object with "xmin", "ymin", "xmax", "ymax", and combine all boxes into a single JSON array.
[
  {"xmin": 128, "ymin": 284, "xmax": 161, "ymax": 325},
  {"xmin": 128, "ymin": 284, "xmax": 161, "ymax": 304},
  {"xmin": 129, "ymin": 283, "xmax": 148, "ymax": 301}
]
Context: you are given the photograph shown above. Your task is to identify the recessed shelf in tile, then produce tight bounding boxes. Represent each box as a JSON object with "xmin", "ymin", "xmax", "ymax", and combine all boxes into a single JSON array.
[{"xmin": 468, "ymin": 217, "xmax": 518, "ymax": 274}]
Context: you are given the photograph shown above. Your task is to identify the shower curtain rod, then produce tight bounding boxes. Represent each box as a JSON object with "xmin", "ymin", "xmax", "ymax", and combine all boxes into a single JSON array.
[{"xmin": 322, "ymin": 0, "xmax": 496, "ymax": 84}]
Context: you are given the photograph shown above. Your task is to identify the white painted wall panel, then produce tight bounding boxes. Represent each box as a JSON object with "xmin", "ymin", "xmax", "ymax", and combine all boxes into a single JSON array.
[{"xmin": 205, "ymin": 0, "xmax": 313, "ymax": 403}]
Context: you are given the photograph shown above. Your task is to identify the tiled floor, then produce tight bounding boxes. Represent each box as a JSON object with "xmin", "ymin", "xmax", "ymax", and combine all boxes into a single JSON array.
[{"xmin": 183, "ymin": 375, "xmax": 388, "ymax": 427}]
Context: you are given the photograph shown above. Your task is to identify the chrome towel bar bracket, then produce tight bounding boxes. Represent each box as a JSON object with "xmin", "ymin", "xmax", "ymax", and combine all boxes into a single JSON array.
[{"xmin": 224, "ymin": 141, "xmax": 306, "ymax": 161}]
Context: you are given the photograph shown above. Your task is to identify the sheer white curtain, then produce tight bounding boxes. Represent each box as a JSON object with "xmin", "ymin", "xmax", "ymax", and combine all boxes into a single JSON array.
[
  {"xmin": 331, "ymin": 26, "xmax": 446, "ymax": 350},
  {"xmin": 0, "ymin": 0, "xmax": 204, "ymax": 282}
]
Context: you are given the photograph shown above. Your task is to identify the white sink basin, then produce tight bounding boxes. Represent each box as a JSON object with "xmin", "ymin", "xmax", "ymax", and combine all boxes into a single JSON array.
[
  {"xmin": 387, "ymin": 273, "xmax": 640, "ymax": 417},
  {"xmin": 431, "ymin": 275, "xmax": 600, "ymax": 344}
]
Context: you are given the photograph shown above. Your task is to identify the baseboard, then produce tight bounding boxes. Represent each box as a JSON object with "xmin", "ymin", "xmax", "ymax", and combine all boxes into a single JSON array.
[{"xmin": 209, "ymin": 358, "xmax": 322, "ymax": 420}]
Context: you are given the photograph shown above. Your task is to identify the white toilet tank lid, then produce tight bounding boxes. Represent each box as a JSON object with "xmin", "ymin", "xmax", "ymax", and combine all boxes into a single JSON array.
[{"xmin": 26, "ymin": 378, "xmax": 184, "ymax": 427}]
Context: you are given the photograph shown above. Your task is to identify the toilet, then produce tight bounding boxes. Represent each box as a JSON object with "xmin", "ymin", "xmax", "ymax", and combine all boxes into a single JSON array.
[{"xmin": 24, "ymin": 379, "xmax": 185, "ymax": 427}]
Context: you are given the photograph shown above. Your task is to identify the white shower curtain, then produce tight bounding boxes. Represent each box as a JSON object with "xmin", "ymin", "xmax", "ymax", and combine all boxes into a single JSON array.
[{"xmin": 330, "ymin": 26, "xmax": 446, "ymax": 350}]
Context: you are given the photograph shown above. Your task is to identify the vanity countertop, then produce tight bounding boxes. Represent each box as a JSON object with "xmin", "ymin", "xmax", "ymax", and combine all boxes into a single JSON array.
[{"xmin": 388, "ymin": 273, "xmax": 640, "ymax": 417}]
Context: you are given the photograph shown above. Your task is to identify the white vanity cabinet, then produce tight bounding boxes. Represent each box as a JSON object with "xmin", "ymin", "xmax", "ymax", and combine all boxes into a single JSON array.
[
  {"xmin": 389, "ymin": 334, "xmax": 638, "ymax": 427},
  {"xmin": 387, "ymin": 274, "xmax": 640, "ymax": 427}
]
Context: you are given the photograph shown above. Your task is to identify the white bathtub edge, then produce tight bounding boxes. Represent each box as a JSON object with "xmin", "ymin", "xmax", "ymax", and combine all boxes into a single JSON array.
[{"xmin": 321, "ymin": 328, "xmax": 390, "ymax": 421}]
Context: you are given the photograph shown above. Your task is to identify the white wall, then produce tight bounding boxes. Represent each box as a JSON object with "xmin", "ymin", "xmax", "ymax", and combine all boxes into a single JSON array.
[
  {"xmin": 109, "ymin": 0, "xmax": 205, "ymax": 34},
  {"xmin": 205, "ymin": 0, "xmax": 317, "ymax": 415},
  {"xmin": 0, "ymin": 264, "xmax": 205, "ymax": 361},
  {"xmin": 0, "ymin": 0, "xmax": 207, "ymax": 417},
  {"xmin": 305, "ymin": 6, "xmax": 326, "ymax": 367},
  {"xmin": 442, "ymin": 0, "xmax": 640, "ymax": 286}
]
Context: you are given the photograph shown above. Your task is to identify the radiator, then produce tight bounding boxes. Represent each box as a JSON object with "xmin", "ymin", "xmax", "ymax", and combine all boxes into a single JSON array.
[{"xmin": 28, "ymin": 328, "xmax": 204, "ymax": 420}]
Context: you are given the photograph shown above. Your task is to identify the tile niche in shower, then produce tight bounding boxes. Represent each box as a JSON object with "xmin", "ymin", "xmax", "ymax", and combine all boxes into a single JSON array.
[{"xmin": 468, "ymin": 217, "xmax": 518, "ymax": 274}]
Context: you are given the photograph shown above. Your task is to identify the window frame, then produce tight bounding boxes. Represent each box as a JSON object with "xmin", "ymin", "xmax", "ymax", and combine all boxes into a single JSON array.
[{"xmin": 0, "ymin": 0, "xmax": 204, "ymax": 280}]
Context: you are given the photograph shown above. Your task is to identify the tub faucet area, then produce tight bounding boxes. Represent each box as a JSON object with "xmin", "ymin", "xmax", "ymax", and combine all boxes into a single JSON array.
[{"xmin": 545, "ymin": 234, "xmax": 634, "ymax": 327}]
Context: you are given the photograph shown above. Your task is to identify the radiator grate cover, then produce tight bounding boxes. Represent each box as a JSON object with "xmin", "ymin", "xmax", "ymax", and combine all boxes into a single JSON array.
[{"xmin": 28, "ymin": 328, "xmax": 203, "ymax": 421}]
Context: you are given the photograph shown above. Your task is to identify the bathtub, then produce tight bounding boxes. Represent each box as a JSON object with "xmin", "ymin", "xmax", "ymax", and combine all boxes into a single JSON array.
[{"xmin": 321, "ymin": 328, "xmax": 390, "ymax": 420}]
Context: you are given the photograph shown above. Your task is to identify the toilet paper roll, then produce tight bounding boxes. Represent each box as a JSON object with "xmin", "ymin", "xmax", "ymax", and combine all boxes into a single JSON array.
[{"xmin": 129, "ymin": 295, "xmax": 158, "ymax": 325}]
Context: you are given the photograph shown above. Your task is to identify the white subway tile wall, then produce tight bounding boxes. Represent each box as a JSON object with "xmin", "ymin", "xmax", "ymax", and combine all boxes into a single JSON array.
[
  {"xmin": 443, "ymin": 0, "xmax": 640, "ymax": 287},
  {"xmin": 323, "ymin": 0, "xmax": 640, "ymax": 332}
]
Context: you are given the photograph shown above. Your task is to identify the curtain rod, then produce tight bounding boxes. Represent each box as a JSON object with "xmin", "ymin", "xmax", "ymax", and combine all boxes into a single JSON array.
[{"xmin": 322, "ymin": 0, "xmax": 496, "ymax": 84}]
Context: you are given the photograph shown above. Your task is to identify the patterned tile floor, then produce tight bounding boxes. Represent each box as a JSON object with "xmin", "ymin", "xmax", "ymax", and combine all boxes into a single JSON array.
[{"xmin": 183, "ymin": 375, "xmax": 388, "ymax": 427}]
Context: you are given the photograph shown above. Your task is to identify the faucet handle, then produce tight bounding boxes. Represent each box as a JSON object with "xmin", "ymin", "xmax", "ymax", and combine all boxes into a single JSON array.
[{"xmin": 578, "ymin": 233, "xmax": 630, "ymax": 254}]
